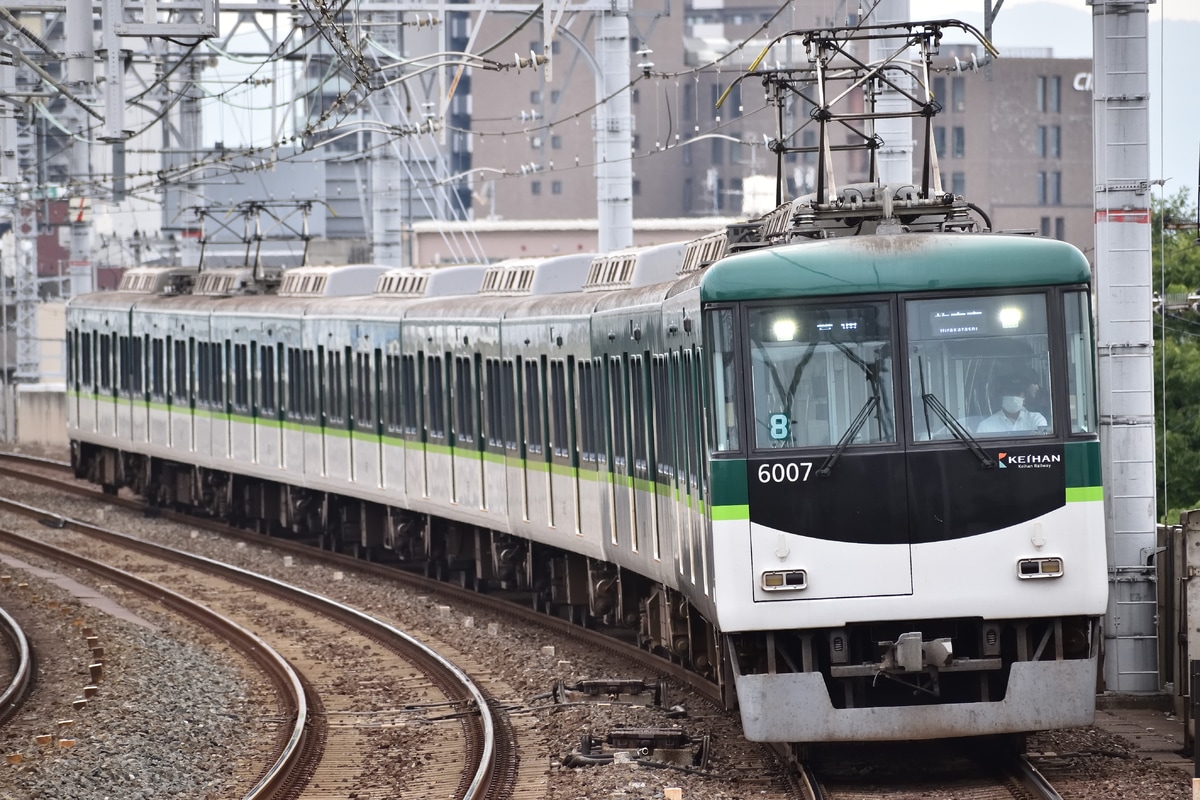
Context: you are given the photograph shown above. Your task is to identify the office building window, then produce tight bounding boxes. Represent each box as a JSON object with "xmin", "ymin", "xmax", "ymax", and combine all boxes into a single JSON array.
[
  {"xmin": 934, "ymin": 126, "xmax": 946, "ymax": 158},
  {"xmin": 951, "ymin": 172, "xmax": 966, "ymax": 196},
  {"xmin": 1037, "ymin": 172, "xmax": 1061, "ymax": 206},
  {"xmin": 1055, "ymin": 217, "xmax": 1065, "ymax": 240},
  {"xmin": 531, "ymin": 181, "xmax": 542, "ymax": 196},
  {"xmin": 1037, "ymin": 126, "xmax": 1047, "ymax": 159},
  {"xmin": 952, "ymin": 126, "xmax": 965, "ymax": 158},
  {"xmin": 1040, "ymin": 216, "xmax": 1051, "ymax": 236},
  {"xmin": 551, "ymin": 180, "xmax": 562, "ymax": 195},
  {"xmin": 1037, "ymin": 76, "xmax": 1062, "ymax": 113},
  {"xmin": 551, "ymin": 134, "xmax": 562, "ymax": 150},
  {"xmin": 1050, "ymin": 125, "xmax": 1061, "ymax": 158},
  {"xmin": 951, "ymin": 76, "xmax": 965, "ymax": 112},
  {"xmin": 932, "ymin": 76, "xmax": 946, "ymax": 105}
]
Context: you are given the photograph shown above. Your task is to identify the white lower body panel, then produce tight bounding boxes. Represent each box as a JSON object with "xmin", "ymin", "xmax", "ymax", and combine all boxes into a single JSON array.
[{"xmin": 735, "ymin": 658, "xmax": 1097, "ymax": 742}]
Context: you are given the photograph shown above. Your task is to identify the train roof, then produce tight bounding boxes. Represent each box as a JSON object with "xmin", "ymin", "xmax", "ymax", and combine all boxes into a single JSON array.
[
  {"xmin": 699, "ymin": 234, "xmax": 1092, "ymax": 303},
  {"xmin": 583, "ymin": 241, "xmax": 689, "ymax": 292},
  {"xmin": 192, "ymin": 265, "xmax": 283, "ymax": 296},
  {"xmin": 373, "ymin": 264, "xmax": 488, "ymax": 297},
  {"xmin": 479, "ymin": 253, "xmax": 595, "ymax": 296},
  {"xmin": 116, "ymin": 265, "xmax": 199, "ymax": 295},
  {"xmin": 277, "ymin": 264, "xmax": 392, "ymax": 297}
]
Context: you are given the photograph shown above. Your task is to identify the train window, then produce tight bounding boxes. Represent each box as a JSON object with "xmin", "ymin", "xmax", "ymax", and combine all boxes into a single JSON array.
[
  {"xmin": 173, "ymin": 340, "xmax": 188, "ymax": 400},
  {"xmin": 260, "ymin": 345, "xmax": 276, "ymax": 415},
  {"xmin": 549, "ymin": 359, "xmax": 568, "ymax": 458},
  {"xmin": 355, "ymin": 351, "xmax": 373, "ymax": 428},
  {"xmin": 213, "ymin": 341, "xmax": 223, "ymax": 406},
  {"xmin": 524, "ymin": 359, "xmax": 543, "ymax": 454},
  {"xmin": 214, "ymin": 342, "xmax": 227, "ymax": 409},
  {"xmin": 748, "ymin": 302, "xmax": 895, "ymax": 449},
  {"xmin": 630, "ymin": 355, "xmax": 649, "ymax": 474},
  {"xmin": 285, "ymin": 348, "xmax": 299, "ymax": 418},
  {"xmin": 577, "ymin": 361, "xmax": 595, "ymax": 464},
  {"xmin": 609, "ymin": 355, "xmax": 627, "ymax": 467},
  {"xmin": 1064, "ymin": 291, "xmax": 1096, "ymax": 434},
  {"xmin": 118, "ymin": 336, "xmax": 131, "ymax": 396},
  {"xmin": 151, "ymin": 339, "xmax": 165, "ymax": 400},
  {"xmin": 683, "ymin": 349, "xmax": 700, "ymax": 486},
  {"xmin": 705, "ymin": 308, "xmax": 741, "ymax": 452},
  {"xmin": 906, "ymin": 293, "xmax": 1052, "ymax": 440},
  {"xmin": 652, "ymin": 355, "xmax": 673, "ymax": 480},
  {"xmin": 98, "ymin": 334, "xmax": 110, "ymax": 391},
  {"xmin": 428, "ymin": 355, "xmax": 445, "ymax": 439},
  {"xmin": 402, "ymin": 355, "xmax": 419, "ymax": 434},
  {"xmin": 502, "ymin": 360, "xmax": 518, "ymax": 450},
  {"xmin": 383, "ymin": 354, "xmax": 400, "ymax": 432},
  {"xmin": 197, "ymin": 342, "xmax": 209, "ymax": 405},
  {"xmin": 81, "ymin": 332, "xmax": 93, "ymax": 388},
  {"xmin": 133, "ymin": 336, "xmax": 145, "ymax": 396},
  {"xmin": 671, "ymin": 353, "xmax": 687, "ymax": 482},
  {"xmin": 485, "ymin": 358, "xmax": 503, "ymax": 448},
  {"xmin": 233, "ymin": 344, "xmax": 250, "ymax": 411},
  {"xmin": 302, "ymin": 350, "xmax": 316, "ymax": 420},
  {"xmin": 455, "ymin": 356, "xmax": 474, "ymax": 442},
  {"xmin": 325, "ymin": 349, "xmax": 345, "ymax": 423}
]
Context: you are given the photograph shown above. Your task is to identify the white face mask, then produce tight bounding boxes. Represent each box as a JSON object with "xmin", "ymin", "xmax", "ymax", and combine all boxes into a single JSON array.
[{"xmin": 1001, "ymin": 395, "xmax": 1024, "ymax": 414}]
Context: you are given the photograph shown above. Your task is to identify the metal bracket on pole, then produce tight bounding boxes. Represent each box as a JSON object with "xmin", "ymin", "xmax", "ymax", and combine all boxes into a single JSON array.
[{"xmin": 113, "ymin": 0, "xmax": 219, "ymax": 38}]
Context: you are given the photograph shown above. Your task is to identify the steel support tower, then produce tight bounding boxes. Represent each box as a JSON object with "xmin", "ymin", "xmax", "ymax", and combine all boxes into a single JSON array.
[{"xmin": 1090, "ymin": 0, "xmax": 1158, "ymax": 693}]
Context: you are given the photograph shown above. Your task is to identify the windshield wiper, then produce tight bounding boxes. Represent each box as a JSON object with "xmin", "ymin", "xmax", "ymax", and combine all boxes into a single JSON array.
[
  {"xmin": 817, "ymin": 396, "xmax": 879, "ymax": 477},
  {"xmin": 921, "ymin": 392, "xmax": 995, "ymax": 469}
]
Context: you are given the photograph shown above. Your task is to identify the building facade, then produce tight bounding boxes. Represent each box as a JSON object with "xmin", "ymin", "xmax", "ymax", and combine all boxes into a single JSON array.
[{"xmin": 461, "ymin": 5, "xmax": 1094, "ymax": 256}]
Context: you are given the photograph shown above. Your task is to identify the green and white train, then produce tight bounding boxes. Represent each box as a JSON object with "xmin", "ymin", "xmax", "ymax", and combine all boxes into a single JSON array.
[{"xmin": 66, "ymin": 184, "xmax": 1106, "ymax": 742}]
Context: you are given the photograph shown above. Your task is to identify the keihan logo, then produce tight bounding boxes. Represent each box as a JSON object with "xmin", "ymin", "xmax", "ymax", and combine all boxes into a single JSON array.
[{"xmin": 996, "ymin": 451, "xmax": 1062, "ymax": 469}]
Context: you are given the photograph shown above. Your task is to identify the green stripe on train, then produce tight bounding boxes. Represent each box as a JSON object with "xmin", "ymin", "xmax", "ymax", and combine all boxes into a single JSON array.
[
  {"xmin": 1065, "ymin": 486, "xmax": 1103, "ymax": 503},
  {"xmin": 711, "ymin": 504, "xmax": 749, "ymax": 521}
]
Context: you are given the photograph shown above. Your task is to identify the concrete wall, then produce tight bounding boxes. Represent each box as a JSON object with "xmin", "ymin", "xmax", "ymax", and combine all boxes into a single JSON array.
[{"xmin": 15, "ymin": 383, "xmax": 66, "ymax": 448}]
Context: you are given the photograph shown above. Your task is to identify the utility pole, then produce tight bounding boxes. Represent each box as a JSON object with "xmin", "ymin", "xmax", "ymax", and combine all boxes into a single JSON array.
[
  {"xmin": 867, "ymin": 0, "xmax": 914, "ymax": 186},
  {"xmin": 66, "ymin": 0, "xmax": 95, "ymax": 295},
  {"xmin": 593, "ymin": 0, "xmax": 633, "ymax": 252},
  {"xmin": 1090, "ymin": 0, "xmax": 1158, "ymax": 693}
]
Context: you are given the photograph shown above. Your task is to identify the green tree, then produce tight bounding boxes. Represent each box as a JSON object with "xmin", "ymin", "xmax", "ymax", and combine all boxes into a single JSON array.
[
  {"xmin": 1153, "ymin": 188, "xmax": 1200, "ymax": 522},
  {"xmin": 1153, "ymin": 187, "xmax": 1200, "ymax": 292}
]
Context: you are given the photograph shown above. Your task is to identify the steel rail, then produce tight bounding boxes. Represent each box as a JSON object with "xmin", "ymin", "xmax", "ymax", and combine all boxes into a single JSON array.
[
  {"xmin": 0, "ymin": 526, "xmax": 309, "ymax": 800},
  {"xmin": 0, "ymin": 603, "xmax": 32, "ymax": 727},
  {"xmin": 1013, "ymin": 754, "xmax": 1066, "ymax": 800},
  {"xmin": 0, "ymin": 489, "xmax": 503, "ymax": 799}
]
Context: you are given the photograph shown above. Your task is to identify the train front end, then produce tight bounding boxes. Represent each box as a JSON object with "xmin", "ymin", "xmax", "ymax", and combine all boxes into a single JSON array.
[{"xmin": 700, "ymin": 234, "xmax": 1108, "ymax": 742}]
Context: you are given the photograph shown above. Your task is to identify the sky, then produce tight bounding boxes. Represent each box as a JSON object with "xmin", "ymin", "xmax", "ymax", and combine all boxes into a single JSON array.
[{"xmin": 911, "ymin": 0, "xmax": 1200, "ymax": 204}]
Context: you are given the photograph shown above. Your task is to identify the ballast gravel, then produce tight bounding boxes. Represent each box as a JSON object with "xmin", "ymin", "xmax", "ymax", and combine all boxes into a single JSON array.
[{"xmin": 0, "ymin": 443, "xmax": 1192, "ymax": 799}]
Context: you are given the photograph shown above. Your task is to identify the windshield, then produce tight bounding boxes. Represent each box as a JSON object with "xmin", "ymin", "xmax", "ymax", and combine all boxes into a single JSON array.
[
  {"xmin": 907, "ymin": 293, "xmax": 1052, "ymax": 440},
  {"xmin": 748, "ymin": 302, "xmax": 894, "ymax": 449}
]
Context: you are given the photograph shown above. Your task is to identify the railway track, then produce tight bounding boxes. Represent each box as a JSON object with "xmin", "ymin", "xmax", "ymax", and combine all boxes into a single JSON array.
[
  {"xmin": 799, "ymin": 740, "xmax": 1064, "ymax": 800},
  {"xmin": 0, "ymin": 451, "xmax": 811, "ymax": 797},
  {"xmin": 0, "ymin": 489, "xmax": 512, "ymax": 799},
  {"xmin": 0, "ymin": 602, "xmax": 32, "ymax": 727}
]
